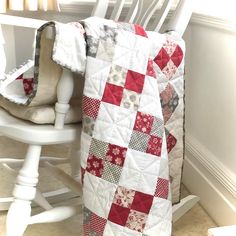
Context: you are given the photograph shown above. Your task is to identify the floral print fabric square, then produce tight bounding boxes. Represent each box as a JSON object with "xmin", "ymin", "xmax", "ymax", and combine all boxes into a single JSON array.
[
  {"xmin": 120, "ymin": 89, "xmax": 140, "ymax": 111},
  {"xmin": 107, "ymin": 64, "xmax": 127, "ymax": 87},
  {"xmin": 126, "ymin": 210, "xmax": 148, "ymax": 233},
  {"xmin": 113, "ymin": 186, "xmax": 135, "ymax": 208},
  {"xmin": 105, "ymin": 144, "xmax": 127, "ymax": 167},
  {"xmin": 134, "ymin": 112, "xmax": 154, "ymax": 134}
]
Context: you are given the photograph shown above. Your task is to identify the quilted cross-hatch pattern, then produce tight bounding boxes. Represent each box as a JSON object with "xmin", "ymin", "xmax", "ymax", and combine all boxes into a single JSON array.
[{"xmin": 53, "ymin": 16, "xmax": 185, "ymax": 236}]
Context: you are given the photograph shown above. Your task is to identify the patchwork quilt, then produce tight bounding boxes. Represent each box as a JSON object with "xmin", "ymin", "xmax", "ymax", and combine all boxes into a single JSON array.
[
  {"xmin": 1, "ymin": 16, "xmax": 185, "ymax": 235},
  {"xmin": 52, "ymin": 17, "xmax": 185, "ymax": 235}
]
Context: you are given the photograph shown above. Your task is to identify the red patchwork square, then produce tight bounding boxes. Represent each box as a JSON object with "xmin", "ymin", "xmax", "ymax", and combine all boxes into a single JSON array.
[
  {"xmin": 108, "ymin": 203, "xmax": 130, "ymax": 226},
  {"xmin": 86, "ymin": 155, "xmax": 104, "ymax": 177},
  {"xmin": 146, "ymin": 59, "xmax": 156, "ymax": 78},
  {"xmin": 102, "ymin": 83, "xmax": 124, "ymax": 106},
  {"xmin": 166, "ymin": 132, "xmax": 177, "ymax": 153},
  {"xmin": 90, "ymin": 213, "xmax": 107, "ymax": 235},
  {"xmin": 171, "ymin": 45, "xmax": 183, "ymax": 67},
  {"xmin": 154, "ymin": 47, "xmax": 170, "ymax": 70},
  {"xmin": 146, "ymin": 135, "xmax": 163, "ymax": 157},
  {"xmin": 155, "ymin": 178, "xmax": 169, "ymax": 199},
  {"xmin": 162, "ymin": 105, "xmax": 173, "ymax": 124},
  {"xmin": 133, "ymin": 111, "xmax": 154, "ymax": 134},
  {"xmin": 83, "ymin": 96, "xmax": 101, "ymax": 119},
  {"xmin": 125, "ymin": 70, "xmax": 145, "ymax": 93},
  {"xmin": 131, "ymin": 191, "xmax": 154, "ymax": 214},
  {"xmin": 105, "ymin": 144, "xmax": 127, "ymax": 167},
  {"xmin": 134, "ymin": 24, "xmax": 147, "ymax": 38},
  {"xmin": 23, "ymin": 78, "xmax": 34, "ymax": 95}
]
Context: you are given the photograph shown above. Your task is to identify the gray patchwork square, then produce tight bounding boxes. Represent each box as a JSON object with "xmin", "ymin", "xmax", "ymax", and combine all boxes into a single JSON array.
[
  {"xmin": 117, "ymin": 22, "xmax": 135, "ymax": 33},
  {"xmin": 96, "ymin": 39, "xmax": 115, "ymax": 62},
  {"xmin": 129, "ymin": 130, "xmax": 150, "ymax": 153},
  {"xmin": 83, "ymin": 115, "xmax": 95, "ymax": 136},
  {"xmin": 89, "ymin": 138, "xmax": 109, "ymax": 159},
  {"xmin": 107, "ymin": 64, "xmax": 127, "ymax": 87},
  {"xmin": 100, "ymin": 25, "xmax": 118, "ymax": 44},
  {"xmin": 150, "ymin": 117, "xmax": 164, "ymax": 138},
  {"xmin": 101, "ymin": 161, "xmax": 122, "ymax": 184},
  {"xmin": 86, "ymin": 36, "xmax": 99, "ymax": 57},
  {"xmin": 120, "ymin": 89, "xmax": 140, "ymax": 111}
]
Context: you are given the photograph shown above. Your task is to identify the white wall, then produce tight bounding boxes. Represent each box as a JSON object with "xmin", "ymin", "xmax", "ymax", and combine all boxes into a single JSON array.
[
  {"xmin": 185, "ymin": 22, "xmax": 236, "ymax": 173},
  {"xmin": 183, "ymin": 15, "xmax": 236, "ymax": 226}
]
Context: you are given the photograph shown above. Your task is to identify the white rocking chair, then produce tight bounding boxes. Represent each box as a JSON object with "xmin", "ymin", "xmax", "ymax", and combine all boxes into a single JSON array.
[{"xmin": 0, "ymin": 0, "xmax": 197, "ymax": 235}]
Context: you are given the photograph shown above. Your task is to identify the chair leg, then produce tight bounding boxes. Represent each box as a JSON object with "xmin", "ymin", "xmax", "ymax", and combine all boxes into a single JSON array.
[
  {"xmin": 69, "ymin": 141, "xmax": 81, "ymax": 182},
  {"xmin": 6, "ymin": 144, "xmax": 42, "ymax": 236}
]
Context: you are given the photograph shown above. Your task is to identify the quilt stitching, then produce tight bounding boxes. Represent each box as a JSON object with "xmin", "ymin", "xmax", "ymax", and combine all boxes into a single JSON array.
[
  {"xmin": 40, "ymin": 17, "xmax": 186, "ymax": 235},
  {"xmin": 80, "ymin": 18, "xmax": 177, "ymax": 235}
]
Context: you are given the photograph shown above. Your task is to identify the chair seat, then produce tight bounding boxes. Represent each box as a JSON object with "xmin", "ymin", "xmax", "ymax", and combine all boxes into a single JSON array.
[{"xmin": 0, "ymin": 108, "xmax": 82, "ymax": 145}]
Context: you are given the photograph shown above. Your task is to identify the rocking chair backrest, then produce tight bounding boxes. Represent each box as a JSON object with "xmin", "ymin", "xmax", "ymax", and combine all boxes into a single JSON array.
[
  {"xmin": 0, "ymin": 0, "xmax": 193, "ymax": 129},
  {"xmin": 92, "ymin": 0, "xmax": 194, "ymax": 36}
]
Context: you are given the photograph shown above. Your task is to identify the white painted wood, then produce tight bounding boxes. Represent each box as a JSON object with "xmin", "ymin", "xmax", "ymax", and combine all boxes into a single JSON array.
[
  {"xmin": 54, "ymin": 69, "xmax": 74, "ymax": 129},
  {"xmin": 0, "ymin": 13, "xmax": 46, "ymax": 28},
  {"xmin": 208, "ymin": 225, "xmax": 236, "ymax": 236},
  {"xmin": 0, "ymin": 110, "xmax": 82, "ymax": 145},
  {"xmin": 110, "ymin": 0, "xmax": 126, "ymax": 21},
  {"xmin": 0, "ymin": 59, "xmax": 34, "ymax": 93},
  {"xmin": 0, "ymin": 156, "xmax": 68, "ymax": 167},
  {"xmin": 172, "ymin": 195, "xmax": 200, "ymax": 222},
  {"xmin": 0, "ymin": 197, "xmax": 14, "ymax": 211},
  {"xmin": 185, "ymin": 135, "xmax": 236, "ymax": 197},
  {"xmin": 69, "ymin": 141, "xmax": 81, "ymax": 181},
  {"xmin": 185, "ymin": 19, "xmax": 236, "ymax": 174},
  {"xmin": 41, "ymin": 187, "xmax": 78, "ymax": 204},
  {"xmin": 44, "ymin": 162, "xmax": 82, "ymax": 195},
  {"xmin": 6, "ymin": 145, "xmax": 41, "ymax": 236},
  {"xmin": 34, "ymin": 190, "xmax": 53, "ymax": 210},
  {"xmin": 0, "ymin": 24, "xmax": 6, "ymax": 80},
  {"xmin": 184, "ymin": 136, "xmax": 236, "ymax": 225},
  {"xmin": 165, "ymin": 0, "xmax": 194, "ymax": 36},
  {"xmin": 124, "ymin": 0, "xmax": 139, "ymax": 23},
  {"xmin": 91, "ymin": 0, "xmax": 109, "ymax": 18},
  {"xmin": 191, "ymin": 13, "xmax": 236, "ymax": 33},
  {"xmin": 139, "ymin": 0, "xmax": 160, "ymax": 29},
  {"xmin": 29, "ymin": 205, "xmax": 82, "ymax": 224},
  {"xmin": 0, "ymin": 188, "xmax": 78, "ymax": 211},
  {"xmin": 151, "ymin": 0, "xmax": 174, "ymax": 31},
  {"xmin": 132, "ymin": 0, "xmax": 144, "ymax": 23},
  {"xmin": 6, "ymin": 201, "xmax": 31, "ymax": 236}
]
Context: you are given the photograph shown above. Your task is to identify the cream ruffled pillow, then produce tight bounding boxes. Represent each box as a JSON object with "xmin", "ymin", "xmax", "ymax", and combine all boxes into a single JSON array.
[{"xmin": 0, "ymin": 91, "xmax": 83, "ymax": 124}]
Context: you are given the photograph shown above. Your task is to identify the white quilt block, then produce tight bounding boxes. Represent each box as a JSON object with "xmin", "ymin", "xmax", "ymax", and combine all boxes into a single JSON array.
[{"xmin": 93, "ymin": 102, "xmax": 136, "ymax": 147}]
